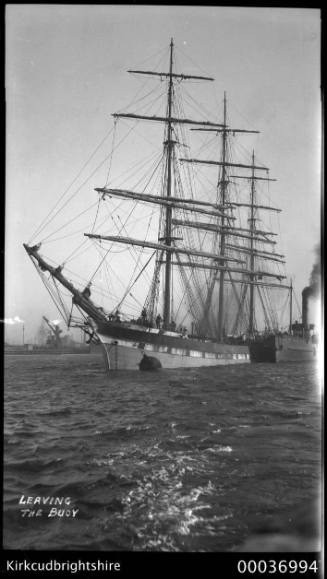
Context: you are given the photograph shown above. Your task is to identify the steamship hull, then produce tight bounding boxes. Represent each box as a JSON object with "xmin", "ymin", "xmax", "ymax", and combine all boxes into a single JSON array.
[
  {"xmin": 249, "ymin": 334, "xmax": 317, "ymax": 363},
  {"xmin": 96, "ymin": 321, "xmax": 250, "ymax": 370}
]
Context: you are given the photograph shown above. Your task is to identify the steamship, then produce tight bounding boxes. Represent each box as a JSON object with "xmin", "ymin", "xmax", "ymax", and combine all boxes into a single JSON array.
[
  {"xmin": 249, "ymin": 285, "xmax": 319, "ymax": 363},
  {"xmin": 23, "ymin": 39, "xmax": 318, "ymax": 369}
]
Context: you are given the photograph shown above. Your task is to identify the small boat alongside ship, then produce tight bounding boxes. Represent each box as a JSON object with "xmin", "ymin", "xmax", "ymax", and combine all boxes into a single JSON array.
[{"xmin": 23, "ymin": 39, "xmax": 319, "ymax": 369}]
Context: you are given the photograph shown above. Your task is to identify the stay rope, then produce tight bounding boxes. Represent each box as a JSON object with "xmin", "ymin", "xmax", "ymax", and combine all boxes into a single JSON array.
[{"xmin": 29, "ymin": 126, "xmax": 115, "ymax": 244}]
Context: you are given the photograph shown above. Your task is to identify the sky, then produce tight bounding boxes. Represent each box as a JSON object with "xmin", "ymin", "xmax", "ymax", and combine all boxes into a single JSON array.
[{"xmin": 5, "ymin": 5, "xmax": 321, "ymax": 344}]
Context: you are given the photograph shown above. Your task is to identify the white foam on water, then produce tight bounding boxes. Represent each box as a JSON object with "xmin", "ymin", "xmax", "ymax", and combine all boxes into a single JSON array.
[
  {"xmin": 205, "ymin": 445, "xmax": 233, "ymax": 453},
  {"xmin": 119, "ymin": 461, "xmax": 219, "ymax": 549},
  {"xmin": 92, "ymin": 457, "xmax": 114, "ymax": 466}
]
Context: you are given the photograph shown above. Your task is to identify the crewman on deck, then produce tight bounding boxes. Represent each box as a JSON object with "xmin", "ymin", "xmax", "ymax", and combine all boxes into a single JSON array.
[
  {"xmin": 141, "ymin": 308, "xmax": 148, "ymax": 326},
  {"xmin": 155, "ymin": 314, "xmax": 162, "ymax": 329}
]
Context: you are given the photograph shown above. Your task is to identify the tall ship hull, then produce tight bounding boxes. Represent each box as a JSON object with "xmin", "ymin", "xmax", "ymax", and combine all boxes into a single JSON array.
[{"xmin": 97, "ymin": 322, "xmax": 249, "ymax": 370}]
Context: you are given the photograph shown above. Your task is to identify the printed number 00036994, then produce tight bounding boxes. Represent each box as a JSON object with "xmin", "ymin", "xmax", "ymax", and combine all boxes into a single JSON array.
[{"xmin": 237, "ymin": 559, "xmax": 319, "ymax": 574}]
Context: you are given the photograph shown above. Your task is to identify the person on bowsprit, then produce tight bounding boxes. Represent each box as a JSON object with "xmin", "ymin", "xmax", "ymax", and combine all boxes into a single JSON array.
[{"xmin": 82, "ymin": 283, "xmax": 91, "ymax": 298}]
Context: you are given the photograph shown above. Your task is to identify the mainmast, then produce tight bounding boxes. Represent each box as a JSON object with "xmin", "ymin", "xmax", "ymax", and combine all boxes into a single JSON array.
[
  {"xmin": 180, "ymin": 99, "xmax": 286, "ymax": 338},
  {"xmin": 180, "ymin": 96, "xmax": 261, "ymax": 340}
]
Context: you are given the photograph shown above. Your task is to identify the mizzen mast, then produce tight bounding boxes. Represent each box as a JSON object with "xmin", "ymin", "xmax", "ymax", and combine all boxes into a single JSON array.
[{"xmin": 228, "ymin": 153, "xmax": 281, "ymax": 335}]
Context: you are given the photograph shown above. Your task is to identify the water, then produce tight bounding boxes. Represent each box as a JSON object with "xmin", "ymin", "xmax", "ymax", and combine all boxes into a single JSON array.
[{"xmin": 4, "ymin": 354, "xmax": 321, "ymax": 551}]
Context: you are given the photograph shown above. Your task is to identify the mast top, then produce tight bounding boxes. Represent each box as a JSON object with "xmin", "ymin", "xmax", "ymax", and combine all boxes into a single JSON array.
[{"xmin": 127, "ymin": 39, "xmax": 214, "ymax": 82}]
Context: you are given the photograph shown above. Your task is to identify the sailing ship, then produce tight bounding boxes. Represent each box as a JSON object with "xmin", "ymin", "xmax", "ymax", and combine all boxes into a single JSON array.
[{"xmin": 24, "ymin": 39, "xmax": 316, "ymax": 369}]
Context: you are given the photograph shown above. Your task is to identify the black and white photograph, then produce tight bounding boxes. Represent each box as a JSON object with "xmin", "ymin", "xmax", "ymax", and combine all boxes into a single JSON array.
[{"xmin": 4, "ymin": 4, "xmax": 322, "ymax": 565}]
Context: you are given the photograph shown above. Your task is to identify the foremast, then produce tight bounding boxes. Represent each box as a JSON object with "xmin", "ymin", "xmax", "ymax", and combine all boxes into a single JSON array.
[
  {"xmin": 87, "ymin": 38, "xmax": 227, "ymax": 331},
  {"xmin": 163, "ymin": 38, "xmax": 174, "ymax": 328}
]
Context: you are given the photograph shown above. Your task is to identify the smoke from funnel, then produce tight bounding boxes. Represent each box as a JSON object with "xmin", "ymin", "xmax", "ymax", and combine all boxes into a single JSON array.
[
  {"xmin": 309, "ymin": 243, "xmax": 321, "ymax": 296},
  {"xmin": 302, "ymin": 287, "xmax": 311, "ymax": 330},
  {"xmin": 302, "ymin": 244, "xmax": 321, "ymax": 329}
]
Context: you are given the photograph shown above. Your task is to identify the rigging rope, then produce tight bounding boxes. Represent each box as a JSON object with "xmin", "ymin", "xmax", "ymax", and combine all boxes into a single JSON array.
[
  {"xmin": 30, "ymin": 257, "xmax": 73, "ymax": 327},
  {"xmin": 116, "ymin": 251, "xmax": 156, "ymax": 313},
  {"xmin": 91, "ymin": 196, "xmax": 102, "ymax": 234},
  {"xmin": 175, "ymin": 45, "xmax": 215, "ymax": 83},
  {"xmin": 40, "ymin": 201, "xmax": 99, "ymax": 244},
  {"xmin": 105, "ymin": 118, "xmax": 118, "ymax": 187},
  {"xmin": 29, "ymin": 126, "xmax": 115, "ymax": 243}
]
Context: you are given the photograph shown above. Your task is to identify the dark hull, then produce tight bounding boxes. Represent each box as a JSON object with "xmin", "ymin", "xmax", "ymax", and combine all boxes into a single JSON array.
[
  {"xmin": 249, "ymin": 334, "xmax": 317, "ymax": 363},
  {"xmin": 96, "ymin": 321, "xmax": 250, "ymax": 370}
]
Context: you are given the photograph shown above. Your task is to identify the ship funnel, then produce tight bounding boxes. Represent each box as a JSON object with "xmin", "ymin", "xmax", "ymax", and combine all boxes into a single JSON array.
[{"xmin": 302, "ymin": 287, "xmax": 312, "ymax": 331}]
